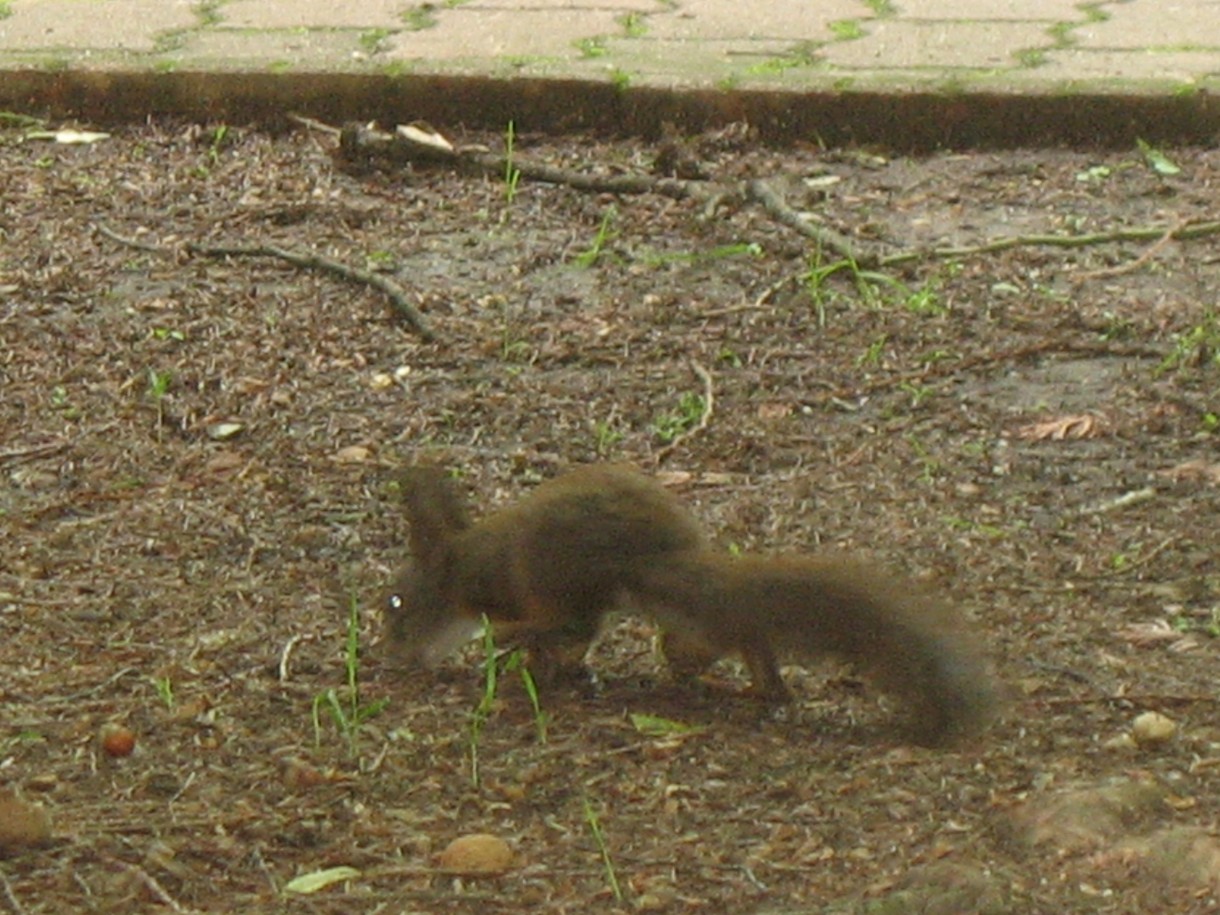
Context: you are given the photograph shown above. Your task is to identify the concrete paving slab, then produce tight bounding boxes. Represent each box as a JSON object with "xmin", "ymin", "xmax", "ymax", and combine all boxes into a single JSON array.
[
  {"xmin": 0, "ymin": 0, "xmax": 195, "ymax": 53},
  {"xmin": 821, "ymin": 20, "xmax": 1056, "ymax": 70},
  {"xmin": 643, "ymin": 0, "xmax": 864, "ymax": 41},
  {"xmin": 219, "ymin": 0, "xmax": 408, "ymax": 31},
  {"xmin": 178, "ymin": 29, "xmax": 370, "ymax": 72},
  {"xmin": 1039, "ymin": 47, "xmax": 1220, "ymax": 83},
  {"xmin": 386, "ymin": 9, "xmax": 624, "ymax": 62},
  {"xmin": 1075, "ymin": 4, "xmax": 1220, "ymax": 50},
  {"xmin": 899, "ymin": 0, "xmax": 1085, "ymax": 19}
]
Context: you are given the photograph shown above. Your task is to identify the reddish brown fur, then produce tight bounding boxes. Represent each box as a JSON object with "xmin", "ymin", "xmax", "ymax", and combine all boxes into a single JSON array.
[{"xmin": 384, "ymin": 464, "xmax": 996, "ymax": 744}]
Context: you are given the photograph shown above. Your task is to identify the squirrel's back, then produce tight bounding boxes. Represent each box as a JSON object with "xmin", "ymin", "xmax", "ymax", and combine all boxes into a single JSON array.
[{"xmin": 385, "ymin": 463, "xmax": 705, "ymax": 666}]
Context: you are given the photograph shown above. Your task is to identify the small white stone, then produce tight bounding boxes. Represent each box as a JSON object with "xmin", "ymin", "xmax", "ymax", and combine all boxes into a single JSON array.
[{"xmin": 207, "ymin": 422, "xmax": 244, "ymax": 440}]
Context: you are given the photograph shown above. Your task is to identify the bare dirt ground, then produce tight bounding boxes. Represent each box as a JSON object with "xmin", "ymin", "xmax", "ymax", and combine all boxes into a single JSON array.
[{"xmin": 2, "ymin": 121, "xmax": 1218, "ymax": 914}]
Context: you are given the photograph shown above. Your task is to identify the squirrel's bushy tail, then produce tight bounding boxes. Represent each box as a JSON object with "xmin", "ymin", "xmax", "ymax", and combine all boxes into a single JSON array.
[{"xmin": 632, "ymin": 553, "xmax": 996, "ymax": 745}]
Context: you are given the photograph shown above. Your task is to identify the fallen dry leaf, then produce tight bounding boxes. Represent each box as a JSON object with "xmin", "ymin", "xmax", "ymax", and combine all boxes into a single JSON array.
[
  {"xmin": 1157, "ymin": 459, "xmax": 1220, "ymax": 484},
  {"xmin": 333, "ymin": 445, "xmax": 373, "ymax": 463},
  {"xmin": 1016, "ymin": 413, "xmax": 1105, "ymax": 441},
  {"xmin": 1116, "ymin": 621, "xmax": 1200, "ymax": 652},
  {"xmin": 757, "ymin": 402, "xmax": 793, "ymax": 420}
]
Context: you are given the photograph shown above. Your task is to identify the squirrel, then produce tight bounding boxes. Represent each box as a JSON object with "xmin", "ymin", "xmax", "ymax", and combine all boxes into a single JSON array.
[{"xmin": 383, "ymin": 463, "xmax": 995, "ymax": 745}]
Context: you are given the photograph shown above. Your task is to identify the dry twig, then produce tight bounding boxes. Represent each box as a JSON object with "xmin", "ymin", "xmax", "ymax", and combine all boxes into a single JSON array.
[
  {"xmin": 879, "ymin": 218, "xmax": 1220, "ymax": 268},
  {"xmin": 1071, "ymin": 216, "xmax": 1187, "ymax": 283},
  {"xmin": 0, "ymin": 440, "xmax": 69, "ymax": 463},
  {"xmin": 337, "ymin": 122, "xmax": 705, "ymax": 202},
  {"xmin": 325, "ymin": 120, "xmax": 1220, "ymax": 305},
  {"xmin": 94, "ymin": 224, "xmax": 437, "ymax": 342},
  {"xmin": 184, "ymin": 242, "xmax": 438, "ymax": 343},
  {"xmin": 744, "ymin": 179, "xmax": 870, "ymax": 265},
  {"xmin": 1, "ymin": 874, "xmax": 28, "ymax": 915},
  {"xmin": 107, "ymin": 858, "xmax": 187, "ymax": 913}
]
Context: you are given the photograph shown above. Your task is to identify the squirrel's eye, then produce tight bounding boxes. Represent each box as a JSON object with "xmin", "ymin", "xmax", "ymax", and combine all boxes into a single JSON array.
[{"xmin": 387, "ymin": 594, "xmax": 403, "ymax": 611}]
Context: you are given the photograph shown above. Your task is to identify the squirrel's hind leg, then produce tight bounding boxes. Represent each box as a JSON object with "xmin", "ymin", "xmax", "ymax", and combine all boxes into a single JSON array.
[{"xmin": 737, "ymin": 637, "xmax": 793, "ymax": 702}]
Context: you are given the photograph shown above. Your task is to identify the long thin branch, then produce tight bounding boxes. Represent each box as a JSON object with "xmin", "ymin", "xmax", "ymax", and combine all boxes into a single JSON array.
[
  {"xmin": 328, "ymin": 122, "xmax": 1220, "ymax": 278},
  {"xmin": 879, "ymin": 218, "xmax": 1220, "ymax": 267},
  {"xmin": 95, "ymin": 224, "xmax": 436, "ymax": 342},
  {"xmin": 336, "ymin": 122, "xmax": 707, "ymax": 203},
  {"xmin": 184, "ymin": 242, "xmax": 437, "ymax": 343}
]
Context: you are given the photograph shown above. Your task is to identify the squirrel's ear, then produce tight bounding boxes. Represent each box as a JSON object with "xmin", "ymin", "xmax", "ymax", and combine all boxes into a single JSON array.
[{"xmin": 399, "ymin": 465, "xmax": 472, "ymax": 566}]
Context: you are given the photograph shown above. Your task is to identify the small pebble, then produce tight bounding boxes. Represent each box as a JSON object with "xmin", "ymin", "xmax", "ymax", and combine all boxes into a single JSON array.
[
  {"xmin": 438, "ymin": 833, "xmax": 513, "ymax": 875},
  {"xmin": 0, "ymin": 790, "xmax": 52, "ymax": 853},
  {"xmin": 1131, "ymin": 711, "xmax": 1176, "ymax": 747}
]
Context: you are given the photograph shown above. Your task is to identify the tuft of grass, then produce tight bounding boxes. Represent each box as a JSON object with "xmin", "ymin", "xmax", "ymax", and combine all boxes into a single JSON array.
[
  {"xmin": 152, "ymin": 29, "xmax": 189, "ymax": 54},
  {"xmin": 717, "ymin": 346, "xmax": 742, "ymax": 368},
  {"xmin": 618, "ymin": 12, "xmax": 646, "ymax": 38},
  {"xmin": 147, "ymin": 368, "xmax": 172, "ymax": 433},
  {"xmin": 629, "ymin": 713, "xmax": 704, "ymax": 737},
  {"xmin": 856, "ymin": 335, "xmax": 887, "ymax": 368},
  {"xmin": 0, "ymin": 111, "xmax": 44, "ymax": 128},
  {"xmin": 152, "ymin": 676, "xmax": 175, "ymax": 711},
  {"xmin": 49, "ymin": 384, "xmax": 81, "ymax": 421},
  {"xmin": 902, "ymin": 280, "xmax": 947, "ymax": 316},
  {"xmin": 575, "ymin": 36, "xmax": 608, "ymax": 58},
  {"xmin": 1046, "ymin": 21, "xmax": 1076, "ymax": 48},
  {"xmin": 359, "ymin": 28, "xmax": 393, "ymax": 54},
  {"xmin": 642, "ymin": 242, "xmax": 761, "ymax": 267},
  {"xmin": 312, "ymin": 596, "xmax": 389, "ymax": 759},
  {"xmin": 805, "ymin": 252, "xmax": 945, "ymax": 320},
  {"xmin": 583, "ymin": 795, "xmax": 623, "ymax": 901},
  {"xmin": 469, "ymin": 622, "xmax": 548, "ymax": 786},
  {"xmin": 1136, "ymin": 138, "xmax": 1182, "ymax": 177},
  {"xmin": 403, "ymin": 7, "xmax": 437, "ymax": 30},
  {"xmin": 747, "ymin": 46, "xmax": 816, "ymax": 76},
  {"xmin": 1171, "ymin": 608, "xmax": 1220, "ymax": 638},
  {"xmin": 906, "ymin": 434, "xmax": 942, "ymax": 484},
  {"xmin": 196, "ymin": 0, "xmax": 222, "ymax": 26},
  {"xmin": 468, "ymin": 621, "xmax": 499, "ymax": 786},
  {"xmin": 504, "ymin": 650, "xmax": 547, "ymax": 743},
  {"xmin": 1014, "ymin": 48, "xmax": 1047, "ymax": 68},
  {"xmin": 592, "ymin": 418, "xmax": 623, "ymax": 457},
  {"xmin": 206, "ymin": 124, "xmax": 230, "ymax": 168},
  {"xmin": 147, "ymin": 368, "xmax": 172, "ymax": 399},
  {"xmin": 898, "ymin": 381, "xmax": 933, "ymax": 409},
  {"xmin": 828, "ymin": 19, "xmax": 863, "ymax": 40},
  {"xmin": 503, "ymin": 120, "xmax": 522, "ymax": 208},
  {"xmin": 652, "ymin": 391, "xmax": 705, "ymax": 442},
  {"xmin": 572, "ymin": 206, "xmax": 618, "ymax": 268},
  {"xmin": 1156, "ymin": 308, "xmax": 1219, "ymax": 375}
]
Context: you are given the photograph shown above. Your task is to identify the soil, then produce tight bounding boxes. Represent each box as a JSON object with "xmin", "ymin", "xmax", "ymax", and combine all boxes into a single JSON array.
[{"xmin": 1, "ymin": 121, "xmax": 1218, "ymax": 914}]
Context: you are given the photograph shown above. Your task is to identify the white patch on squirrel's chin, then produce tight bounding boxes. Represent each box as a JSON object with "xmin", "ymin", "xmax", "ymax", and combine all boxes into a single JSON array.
[{"xmin": 417, "ymin": 617, "xmax": 483, "ymax": 665}]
